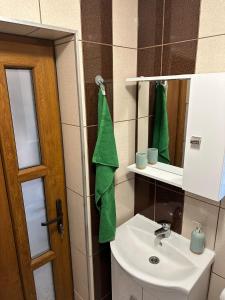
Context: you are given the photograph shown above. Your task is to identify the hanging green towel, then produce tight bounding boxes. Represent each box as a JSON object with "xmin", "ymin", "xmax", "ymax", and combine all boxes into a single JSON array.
[
  {"xmin": 152, "ymin": 83, "xmax": 170, "ymax": 164},
  {"xmin": 92, "ymin": 88, "xmax": 119, "ymax": 243}
]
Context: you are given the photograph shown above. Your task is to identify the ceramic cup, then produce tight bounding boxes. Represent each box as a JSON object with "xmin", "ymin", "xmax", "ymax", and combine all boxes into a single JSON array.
[
  {"xmin": 147, "ymin": 148, "xmax": 158, "ymax": 164},
  {"xmin": 136, "ymin": 152, "xmax": 147, "ymax": 169}
]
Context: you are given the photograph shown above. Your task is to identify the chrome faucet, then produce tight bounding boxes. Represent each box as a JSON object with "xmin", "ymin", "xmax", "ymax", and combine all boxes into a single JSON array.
[{"xmin": 154, "ymin": 223, "xmax": 171, "ymax": 246}]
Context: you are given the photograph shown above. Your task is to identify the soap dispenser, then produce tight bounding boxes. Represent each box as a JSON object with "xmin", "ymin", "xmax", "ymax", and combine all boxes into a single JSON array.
[{"xmin": 190, "ymin": 221, "xmax": 205, "ymax": 254}]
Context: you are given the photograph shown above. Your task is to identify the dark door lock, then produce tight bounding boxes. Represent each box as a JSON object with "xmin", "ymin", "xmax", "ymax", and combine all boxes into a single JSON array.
[{"xmin": 41, "ymin": 199, "xmax": 64, "ymax": 235}]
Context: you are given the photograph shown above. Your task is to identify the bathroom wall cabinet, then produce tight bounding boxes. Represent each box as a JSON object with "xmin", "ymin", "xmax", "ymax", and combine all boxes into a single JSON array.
[
  {"xmin": 183, "ymin": 73, "xmax": 225, "ymax": 202},
  {"xmin": 127, "ymin": 72, "xmax": 225, "ymax": 202}
]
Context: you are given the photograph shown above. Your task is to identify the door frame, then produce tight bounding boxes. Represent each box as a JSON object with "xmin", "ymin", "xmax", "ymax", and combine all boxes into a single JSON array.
[{"xmin": 0, "ymin": 18, "xmax": 92, "ymax": 299}]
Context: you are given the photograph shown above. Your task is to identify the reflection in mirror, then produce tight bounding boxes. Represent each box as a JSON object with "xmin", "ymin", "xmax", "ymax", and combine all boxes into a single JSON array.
[{"xmin": 137, "ymin": 80, "xmax": 190, "ymax": 168}]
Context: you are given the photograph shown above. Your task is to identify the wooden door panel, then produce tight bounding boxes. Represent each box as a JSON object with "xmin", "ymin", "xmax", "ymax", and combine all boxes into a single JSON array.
[
  {"xmin": 0, "ymin": 155, "xmax": 24, "ymax": 300},
  {"xmin": 0, "ymin": 34, "xmax": 73, "ymax": 300}
]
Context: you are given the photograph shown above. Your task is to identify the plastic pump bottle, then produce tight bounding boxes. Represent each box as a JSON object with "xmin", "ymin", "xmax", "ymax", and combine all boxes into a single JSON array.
[{"xmin": 190, "ymin": 221, "xmax": 205, "ymax": 254}]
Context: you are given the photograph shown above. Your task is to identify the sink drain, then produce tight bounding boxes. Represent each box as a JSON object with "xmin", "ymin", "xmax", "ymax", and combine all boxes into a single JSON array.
[{"xmin": 149, "ymin": 256, "xmax": 160, "ymax": 264}]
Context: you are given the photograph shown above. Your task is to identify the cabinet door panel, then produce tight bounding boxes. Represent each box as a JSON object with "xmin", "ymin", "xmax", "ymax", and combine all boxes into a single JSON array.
[
  {"xmin": 112, "ymin": 256, "xmax": 142, "ymax": 300},
  {"xmin": 143, "ymin": 289, "xmax": 159, "ymax": 300},
  {"xmin": 183, "ymin": 73, "xmax": 225, "ymax": 201}
]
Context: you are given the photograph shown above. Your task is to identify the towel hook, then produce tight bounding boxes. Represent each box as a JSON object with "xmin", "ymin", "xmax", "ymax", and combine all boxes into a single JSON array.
[
  {"xmin": 95, "ymin": 75, "xmax": 106, "ymax": 95},
  {"xmin": 95, "ymin": 75, "xmax": 104, "ymax": 86}
]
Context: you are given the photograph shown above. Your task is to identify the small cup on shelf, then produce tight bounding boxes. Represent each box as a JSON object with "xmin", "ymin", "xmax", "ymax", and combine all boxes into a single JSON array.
[
  {"xmin": 136, "ymin": 152, "xmax": 147, "ymax": 169},
  {"xmin": 147, "ymin": 148, "xmax": 158, "ymax": 164}
]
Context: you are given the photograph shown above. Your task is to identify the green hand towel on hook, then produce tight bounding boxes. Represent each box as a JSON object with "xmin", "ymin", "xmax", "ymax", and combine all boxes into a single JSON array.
[
  {"xmin": 152, "ymin": 83, "xmax": 170, "ymax": 164},
  {"xmin": 92, "ymin": 88, "xmax": 119, "ymax": 243}
]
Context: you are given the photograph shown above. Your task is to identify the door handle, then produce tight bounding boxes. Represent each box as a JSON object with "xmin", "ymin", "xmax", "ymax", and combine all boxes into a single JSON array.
[{"xmin": 41, "ymin": 199, "xmax": 64, "ymax": 235}]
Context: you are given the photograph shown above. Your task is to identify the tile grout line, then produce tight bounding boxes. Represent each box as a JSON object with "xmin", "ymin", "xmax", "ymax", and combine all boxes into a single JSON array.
[
  {"xmin": 194, "ymin": 0, "xmax": 202, "ymax": 75},
  {"xmin": 38, "ymin": 0, "xmax": 42, "ymax": 24},
  {"xmin": 186, "ymin": 193, "xmax": 222, "ymax": 208},
  {"xmin": 115, "ymin": 177, "xmax": 134, "ymax": 187},
  {"xmin": 62, "ymin": 122, "xmax": 80, "ymax": 127},
  {"xmin": 85, "ymin": 116, "xmax": 154, "ymax": 129},
  {"xmin": 160, "ymin": 0, "xmax": 166, "ymax": 75},
  {"xmin": 213, "ymin": 206, "xmax": 221, "ymax": 250},
  {"xmin": 81, "ymin": 39, "xmax": 138, "ymax": 50},
  {"xmin": 154, "ymin": 181, "xmax": 156, "ymax": 221},
  {"xmin": 66, "ymin": 186, "xmax": 84, "ymax": 198},
  {"xmin": 138, "ymin": 32, "xmax": 225, "ymax": 51},
  {"xmin": 55, "ymin": 39, "xmax": 75, "ymax": 47},
  {"xmin": 212, "ymin": 271, "xmax": 225, "ymax": 281}
]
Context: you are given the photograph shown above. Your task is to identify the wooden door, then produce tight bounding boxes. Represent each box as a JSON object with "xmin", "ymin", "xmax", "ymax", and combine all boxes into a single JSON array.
[
  {"xmin": 0, "ymin": 34, "xmax": 73, "ymax": 300},
  {"xmin": 0, "ymin": 155, "xmax": 24, "ymax": 299}
]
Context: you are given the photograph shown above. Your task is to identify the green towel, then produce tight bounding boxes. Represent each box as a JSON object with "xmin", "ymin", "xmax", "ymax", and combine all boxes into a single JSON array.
[
  {"xmin": 92, "ymin": 88, "xmax": 119, "ymax": 243},
  {"xmin": 152, "ymin": 83, "xmax": 170, "ymax": 164}
]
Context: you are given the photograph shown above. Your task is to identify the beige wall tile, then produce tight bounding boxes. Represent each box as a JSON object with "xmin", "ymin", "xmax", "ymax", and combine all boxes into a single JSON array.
[
  {"xmin": 220, "ymin": 197, "xmax": 225, "ymax": 209},
  {"xmin": 62, "ymin": 124, "xmax": 83, "ymax": 195},
  {"xmin": 185, "ymin": 191, "xmax": 220, "ymax": 207},
  {"xmin": 182, "ymin": 196, "xmax": 219, "ymax": 250},
  {"xmin": 75, "ymin": 291, "xmax": 83, "ymax": 300},
  {"xmin": 213, "ymin": 208, "xmax": 225, "ymax": 277},
  {"xmin": 195, "ymin": 35, "xmax": 225, "ymax": 73},
  {"xmin": 208, "ymin": 272, "xmax": 225, "ymax": 300},
  {"xmin": 113, "ymin": 47, "xmax": 137, "ymax": 122},
  {"xmin": 138, "ymin": 82, "xmax": 150, "ymax": 118},
  {"xmin": 114, "ymin": 120, "xmax": 136, "ymax": 184},
  {"xmin": 0, "ymin": 0, "xmax": 40, "ymax": 22},
  {"xmin": 71, "ymin": 248, "xmax": 89, "ymax": 300},
  {"xmin": 115, "ymin": 179, "xmax": 135, "ymax": 226},
  {"xmin": 113, "ymin": 0, "xmax": 138, "ymax": 48},
  {"xmin": 67, "ymin": 189, "xmax": 86, "ymax": 254},
  {"xmin": 199, "ymin": 0, "xmax": 225, "ymax": 38},
  {"xmin": 137, "ymin": 117, "xmax": 149, "ymax": 153},
  {"xmin": 40, "ymin": 0, "xmax": 81, "ymax": 35},
  {"xmin": 56, "ymin": 41, "xmax": 80, "ymax": 126}
]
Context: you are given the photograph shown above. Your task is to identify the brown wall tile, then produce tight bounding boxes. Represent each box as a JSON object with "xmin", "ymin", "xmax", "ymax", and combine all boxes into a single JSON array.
[
  {"xmin": 102, "ymin": 293, "xmax": 112, "ymax": 300},
  {"xmin": 81, "ymin": 0, "xmax": 112, "ymax": 44},
  {"xmin": 134, "ymin": 174, "xmax": 155, "ymax": 219},
  {"xmin": 93, "ymin": 246, "xmax": 112, "ymax": 300},
  {"xmin": 138, "ymin": 46, "xmax": 162, "ymax": 76},
  {"xmin": 162, "ymin": 41, "xmax": 197, "ymax": 75},
  {"xmin": 138, "ymin": 0, "xmax": 164, "ymax": 48},
  {"xmin": 83, "ymin": 42, "xmax": 113, "ymax": 126},
  {"xmin": 155, "ymin": 183, "xmax": 184, "ymax": 234},
  {"xmin": 164, "ymin": 0, "xmax": 201, "ymax": 43}
]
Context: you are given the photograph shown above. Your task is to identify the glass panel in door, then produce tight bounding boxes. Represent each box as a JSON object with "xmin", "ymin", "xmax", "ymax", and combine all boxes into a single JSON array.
[
  {"xmin": 21, "ymin": 178, "xmax": 50, "ymax": 258},
  {"xmin": 33, "ymin": 263, "xmax": 55, "ymax": 300},
  {"xmin": 6, "ymin": 69, "xmax": 41, "ymax": 169}
]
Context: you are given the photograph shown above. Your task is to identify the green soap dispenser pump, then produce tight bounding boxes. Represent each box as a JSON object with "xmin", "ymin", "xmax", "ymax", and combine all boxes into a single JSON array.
[{"xmin": 190, "ymin": 221, "xmax": 205, "ymax": 254}]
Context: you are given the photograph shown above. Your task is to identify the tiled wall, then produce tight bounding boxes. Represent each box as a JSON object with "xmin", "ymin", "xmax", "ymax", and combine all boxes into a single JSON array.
[
  {"xmin": 136, "ymin": 1, "xmax": 225, "ymax": 299},
  {"xmin": 2, "ymin": 1, "xmax": 225, "ymax": 299},
  {"xmin": 135, "ymin": 0, "xmax": 201, "ymax": 234},
  {"xmin": 80, "ymin": 1, "xmax": 138, "ymax": 299}
]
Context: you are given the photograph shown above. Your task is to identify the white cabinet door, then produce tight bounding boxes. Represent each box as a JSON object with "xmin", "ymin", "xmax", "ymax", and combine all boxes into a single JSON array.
[
  {"xmin": 112, "ymin": 256, "xmax": 142, "ymax": 300},
  {"xmin": 183, "ymin": 73, "xmax": 225, "ymax": 201},
  {"xmin": 143, "ymin": 289, "xmax": 159, "ymax": 300}
]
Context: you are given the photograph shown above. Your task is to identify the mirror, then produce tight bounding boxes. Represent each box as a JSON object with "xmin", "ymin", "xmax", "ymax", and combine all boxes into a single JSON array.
[{"xmin": 137, "ymin": 79, "xmax": 190, "ymax": 171}]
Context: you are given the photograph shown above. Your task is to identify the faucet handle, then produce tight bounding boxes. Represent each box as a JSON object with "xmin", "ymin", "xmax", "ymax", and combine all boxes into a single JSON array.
[
  {"xmin": 157, "ymin": 220, "xmax": 171, "ymax": 230},
  {"xmin": 162, "ymin": 223, "xmax": 171, "ymax": 230}
]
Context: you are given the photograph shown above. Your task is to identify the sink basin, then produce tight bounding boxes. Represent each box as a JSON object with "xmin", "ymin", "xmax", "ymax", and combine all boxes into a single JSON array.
[{"xmin": 110, "ymin": 214, "xmax": 215, "ymax": 296}]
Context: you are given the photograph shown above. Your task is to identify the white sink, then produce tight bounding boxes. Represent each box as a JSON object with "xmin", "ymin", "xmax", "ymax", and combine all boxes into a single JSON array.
[{"xmin": 110, "ymin": 214, "xmax": 215, "ymax": 298}]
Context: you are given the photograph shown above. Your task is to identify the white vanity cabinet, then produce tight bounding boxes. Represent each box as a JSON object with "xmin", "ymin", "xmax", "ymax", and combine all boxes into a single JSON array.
[
  {"xmin": 111, "ymin": 255, "xmax": 142, "ymax": 300},
  {"xmin": 183, "ymin": 73, "xmax": 225, "ymax": 201},
  {"xmin": 111, "ymin": 254, "xmax": 211, "ymax": 300}
]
